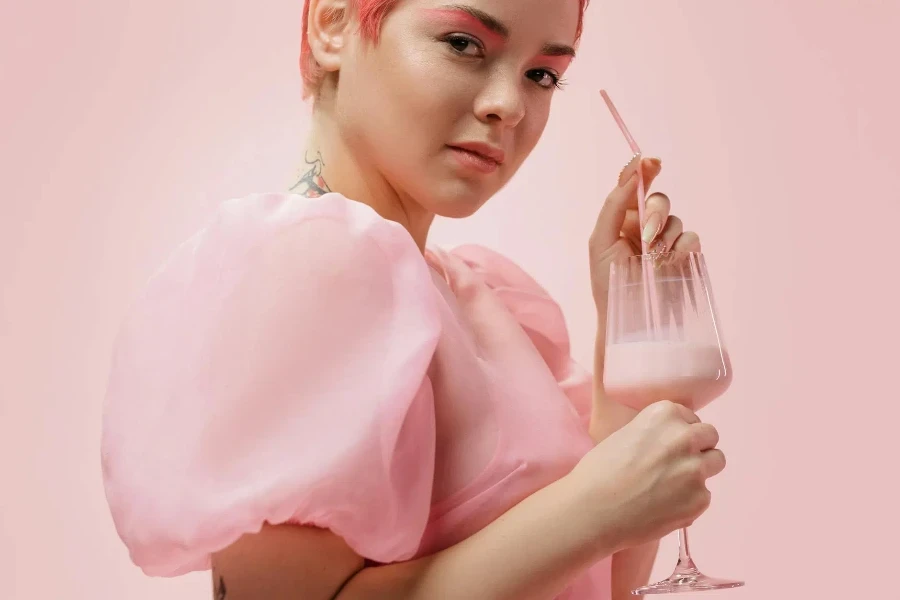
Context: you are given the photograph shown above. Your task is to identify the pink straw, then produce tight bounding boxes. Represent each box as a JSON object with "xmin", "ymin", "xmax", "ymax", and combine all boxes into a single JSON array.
[
  {"xmin": 599, "ymin": 90, "xmax": 648, "ymax": 255},
  {"xmin": 600, "ymin": 89, "xmax": 661, "ymax": 335}
]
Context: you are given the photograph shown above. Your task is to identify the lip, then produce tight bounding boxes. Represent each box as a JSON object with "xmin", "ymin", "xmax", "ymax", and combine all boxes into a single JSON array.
[{"xmin": 448, "ymin": 142, "xmax": 506, "ymax": 166}]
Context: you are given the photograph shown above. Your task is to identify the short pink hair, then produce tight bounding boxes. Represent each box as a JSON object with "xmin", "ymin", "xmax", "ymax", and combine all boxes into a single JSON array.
[{"xmin": 299, "ymin": 0, "xmax": 589, "ymax": 98}]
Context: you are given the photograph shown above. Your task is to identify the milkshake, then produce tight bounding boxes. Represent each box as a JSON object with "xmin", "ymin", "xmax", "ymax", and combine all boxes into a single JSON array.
[{"xmin": 602, "ymin": 340, "xmax": 732, "ymax": 411}]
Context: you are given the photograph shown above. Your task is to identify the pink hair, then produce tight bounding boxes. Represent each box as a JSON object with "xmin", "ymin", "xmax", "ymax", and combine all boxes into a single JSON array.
[{"xmin": 299, "ymin": 0, "xmax": 589, "ymax": 98}]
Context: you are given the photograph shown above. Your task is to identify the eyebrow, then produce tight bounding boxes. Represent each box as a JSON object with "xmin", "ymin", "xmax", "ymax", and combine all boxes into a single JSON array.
[{"xmin": 439, "ymin": 3, "xmax": 577, "ymax": 58}]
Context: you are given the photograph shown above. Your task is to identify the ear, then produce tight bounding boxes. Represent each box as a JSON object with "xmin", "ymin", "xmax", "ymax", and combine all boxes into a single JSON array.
[{"xmin": 306, "ymin": 0, "xmax": 353, "ymax": 73}]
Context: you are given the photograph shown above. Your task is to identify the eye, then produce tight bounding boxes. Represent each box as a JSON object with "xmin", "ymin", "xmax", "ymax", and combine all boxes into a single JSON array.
[
  {"xmin": 443, "ymin": 34, "xmax": 484, "ymax": 58},
  {"xmin": 527, "ymin": 69, "xmax": 565, "ymax": 90}
]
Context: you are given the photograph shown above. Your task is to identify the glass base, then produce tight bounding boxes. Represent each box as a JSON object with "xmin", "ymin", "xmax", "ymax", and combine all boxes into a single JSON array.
[{"xmin": 633, "ymin": 558, "xmax": 744, "ymax": 595}]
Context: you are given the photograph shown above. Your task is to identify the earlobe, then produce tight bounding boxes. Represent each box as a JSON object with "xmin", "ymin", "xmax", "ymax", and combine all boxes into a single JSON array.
[{"xmin": 307, "ymin": 0, "xmax": 352, "ymax": 73}]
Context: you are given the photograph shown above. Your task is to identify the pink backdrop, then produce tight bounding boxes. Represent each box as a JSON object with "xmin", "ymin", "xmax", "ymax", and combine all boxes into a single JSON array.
[{"xmin": 2, "ymin": 1, "xmax": 898, "ymax": 598}]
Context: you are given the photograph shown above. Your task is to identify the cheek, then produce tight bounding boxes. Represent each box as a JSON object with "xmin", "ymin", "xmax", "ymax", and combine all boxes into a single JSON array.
[
  {"xmin": 337, "ymin": 55, "xmax": 422, "ymax": 149},
  {"xmin": 381, "ymin": 48, "xmax": 471, "ymax": 126},
  {"xmin": 515, "ymin": 100, "xmax": 552, "ymax": 159},
  {"xmin": 337, "ymin": 50, "xmax": 466, "ymax": 180},
  {"xmin": 358, "ymin": 45, "xmax": 474, "ymax": 159}
]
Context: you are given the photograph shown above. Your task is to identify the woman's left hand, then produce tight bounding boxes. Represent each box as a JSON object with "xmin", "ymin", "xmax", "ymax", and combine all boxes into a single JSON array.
[
  {"xmin": 588, "ymin": 154, "xmax": 703, "ymax": 316},
  {"xmin": 587, "ymin": 155, "xmax": 707, "ymax": 593}
]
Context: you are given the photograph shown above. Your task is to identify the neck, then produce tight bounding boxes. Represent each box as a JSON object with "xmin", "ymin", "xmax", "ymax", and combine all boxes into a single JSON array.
[{"xmin": 288, "ymin": 100, "xmax": 435, "ymax": 254}]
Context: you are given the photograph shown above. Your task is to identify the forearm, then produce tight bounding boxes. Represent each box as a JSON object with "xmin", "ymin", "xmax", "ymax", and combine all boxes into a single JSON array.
[
  {"xmin": 610, "ymin": 541, "xmax": 659, "ymax": 599},
  {"xmin": 591, "ymin": 328, "xmax": 659, "ymax": 597},
  {"xmin": 590, "ymin": 327, "xmax": 639, "ymax": 441},
  {"xmin": 590, "ymin": 391, "xmax": 659, "ymax": 597},
  {"xmin": 338, "ymin": 474, "xmax": 617, "ymax": 600}
]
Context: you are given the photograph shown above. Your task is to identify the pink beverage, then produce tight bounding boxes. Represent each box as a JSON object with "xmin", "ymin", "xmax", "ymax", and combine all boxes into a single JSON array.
[{"xmin": 603, "ymin": 340, "xmax": 732, "ymax": 411}]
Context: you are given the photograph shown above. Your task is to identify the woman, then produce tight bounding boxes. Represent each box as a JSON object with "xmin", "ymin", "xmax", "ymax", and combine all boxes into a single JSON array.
[{"xmin": 101, "ymin": 0, "xmax": 722, "ymax": 598}]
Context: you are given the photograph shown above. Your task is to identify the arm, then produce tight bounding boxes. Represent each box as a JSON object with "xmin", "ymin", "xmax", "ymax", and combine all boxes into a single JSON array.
[
  {"xmin": 212, "ymin": 473, "xmax": 620, "ymax": 600},
  {"xmin": 590, "ymin": 330, "xmax": 660, "ymax": 599}
]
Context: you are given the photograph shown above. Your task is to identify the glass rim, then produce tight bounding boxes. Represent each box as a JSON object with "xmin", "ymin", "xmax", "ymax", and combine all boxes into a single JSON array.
[{"xmin": 612, "ymin": 250, "xmax": 705, "ymax": 264}]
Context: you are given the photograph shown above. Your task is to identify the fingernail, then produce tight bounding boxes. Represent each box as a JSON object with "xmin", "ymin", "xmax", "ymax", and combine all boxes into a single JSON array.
[
  {"xmin": 642, "ymin": 213, "xmax": 662, "ymax": 243},
  {"xmin": 618, "ymin": 153, "xmax": 642, "ymax": 187},
  {"xmin": 648, "ymin": 156, "xmax": 662, "ymax": 168},
  {"xmin": 649, "ymin": 237, "xmax": 668, "ymax": 255}
]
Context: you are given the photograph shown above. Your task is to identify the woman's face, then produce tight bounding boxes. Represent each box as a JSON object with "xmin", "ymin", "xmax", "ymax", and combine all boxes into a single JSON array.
[{"xmin": 333, "ymin": 0, "xmax": 581, "ymax": 217}]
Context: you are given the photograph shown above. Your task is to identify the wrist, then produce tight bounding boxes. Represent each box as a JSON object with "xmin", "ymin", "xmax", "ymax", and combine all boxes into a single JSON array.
[{"xmin": 559, "ymin": 469, "xmax": 627, "ymax": 557}]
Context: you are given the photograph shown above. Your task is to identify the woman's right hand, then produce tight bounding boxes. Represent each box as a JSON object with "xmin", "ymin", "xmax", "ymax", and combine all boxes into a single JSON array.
[{"xmin": 569, "ymin": 400, "xmax": 725, "ymax": 552}]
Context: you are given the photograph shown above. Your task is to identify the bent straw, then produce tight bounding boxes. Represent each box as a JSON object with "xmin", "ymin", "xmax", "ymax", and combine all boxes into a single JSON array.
[
  {"xmin": 599, "ymin": 89, "xmax": 648, "ymax": 255},
  {"xmin": 599, "ymin": 89, "xmax": 660, "ymax": 336}
]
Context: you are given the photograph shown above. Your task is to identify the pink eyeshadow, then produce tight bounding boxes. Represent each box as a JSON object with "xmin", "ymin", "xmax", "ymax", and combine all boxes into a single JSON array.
[{"xmin": 420, "ymin": 8, "xmax": 506, "ymax": 45}]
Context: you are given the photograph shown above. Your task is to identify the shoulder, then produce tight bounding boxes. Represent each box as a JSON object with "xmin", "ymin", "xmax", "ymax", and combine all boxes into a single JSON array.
[
  {"xmin": 136, "ymin": 191, "xmax": 440, "ymax": 327},
  {"xmin": 203, "ymin": 191, "xmax": 427, "ymax": 276}
]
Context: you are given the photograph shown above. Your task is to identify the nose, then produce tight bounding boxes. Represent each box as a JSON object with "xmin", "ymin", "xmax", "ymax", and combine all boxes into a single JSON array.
[{"xmin": 473, "ymin": 72, "xmax": 526, "ymax": 128}]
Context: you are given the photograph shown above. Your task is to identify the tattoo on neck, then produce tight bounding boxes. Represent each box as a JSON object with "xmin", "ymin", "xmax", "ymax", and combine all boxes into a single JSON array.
[
  {"xmin": 214, "ymin": 575, "xmax": 227, "ymax": 599},
  {"xmin": 289, "ymin": 150, "xmax": 332, "ymax": 198}
]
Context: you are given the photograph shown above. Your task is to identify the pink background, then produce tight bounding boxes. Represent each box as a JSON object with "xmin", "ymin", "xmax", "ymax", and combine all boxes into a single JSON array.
[{"xmin": 2, "ymin": 0, "xmax": 898, "ymax": 598}]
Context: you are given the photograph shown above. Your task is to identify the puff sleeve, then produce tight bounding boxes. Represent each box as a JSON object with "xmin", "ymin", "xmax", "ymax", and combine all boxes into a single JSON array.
[
  {"xmin": 447, "ymin": 244, "xmax": 593, "ymax": 428},
  {"xmin": 101, "ymin": 193, "xmax": 442, "ymax": 576}
]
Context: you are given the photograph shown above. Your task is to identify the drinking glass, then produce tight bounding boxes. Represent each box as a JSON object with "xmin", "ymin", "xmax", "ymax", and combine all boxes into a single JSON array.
[{"xmin": 603, "ymin": 251, "xmax": 744, "ymax": 594}]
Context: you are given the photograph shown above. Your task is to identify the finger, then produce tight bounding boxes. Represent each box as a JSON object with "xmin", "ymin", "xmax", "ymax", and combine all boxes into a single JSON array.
[
  {"xmin": 649, "ymin": 214, "xmax": 683, "ymax": 255},
  {"xmin": 621, "ymin": 208, "xmax": 679, "ymax": 254},
  {"xmin": 672, "ymin": 236, "xmax": 702, "ymax": 314},
  {"xmin": 619, "ymin": 209, "xmax": 642, "ymax": 251},
  {"xmin": 652, "ymin": 217, "xmax": 687, "ymax": 330},
  {"xmin": 668, "ymin": 401, "xmax": 701, "ymax": 425},
  {"xmin": 641, "ymin": 192, "xmax": 672, "ymax": 246},
  {"xmin": 640, "ymin": 157, "xmax": 663, "ymax": 190},
  {"xmin": 700, "ymin": 449, "xmax": 727, "ymax": 478},
  {"xmin": 618, "ymin": 155, "xmax": 663, "ymax": 191},
  {"xmin": 690, "ymin": 422, "xmax": 720, "ymax": 453},
  {"xmin": 594, "ymin": 156, "xmax": 663, "ymax": 249},
  {"xmin": 671, "ymin": 231, "xmax": 702, "ymax": 253}
]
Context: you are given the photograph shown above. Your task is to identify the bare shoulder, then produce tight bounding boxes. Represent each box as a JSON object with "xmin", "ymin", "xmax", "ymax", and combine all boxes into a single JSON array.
[{"xmin": 211, "ymin": 524, "xmax": 365, "ymax": 600}]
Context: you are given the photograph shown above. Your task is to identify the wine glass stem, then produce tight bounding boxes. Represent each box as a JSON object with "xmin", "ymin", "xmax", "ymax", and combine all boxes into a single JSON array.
[{"xmin": 678, "ymin": 527, "xmax": 692, "ymax": 566}]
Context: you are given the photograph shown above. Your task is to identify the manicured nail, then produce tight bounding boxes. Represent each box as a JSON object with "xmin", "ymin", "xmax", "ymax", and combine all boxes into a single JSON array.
[
  {"xmin": 618, "ymin": 153, "xmax": 641, "ymax": 187},
  {"xmin": 642, "ymin": 213, "xmax": 662, "ymax": 243}
]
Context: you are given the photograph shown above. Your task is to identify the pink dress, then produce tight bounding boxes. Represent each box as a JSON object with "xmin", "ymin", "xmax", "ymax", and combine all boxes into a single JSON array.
[{"xmin": 101, "ymin": 192, "xmax": 612, "ymax": 599}]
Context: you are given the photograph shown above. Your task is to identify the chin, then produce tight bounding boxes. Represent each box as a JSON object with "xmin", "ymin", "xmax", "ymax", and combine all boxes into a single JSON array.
[
  {"xmin": 427, "ymin": 189, "xmax": 492, "ymax": 219},
  {"xmin": 415, "ymin": 176, "xmax": 499, "ymax": 219}
]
